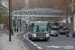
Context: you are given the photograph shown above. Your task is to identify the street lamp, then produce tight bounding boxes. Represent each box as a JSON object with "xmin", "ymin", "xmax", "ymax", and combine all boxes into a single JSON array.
[{"xmin": 9, "ymin": 0, "xmax": 12, "ymax": 41}]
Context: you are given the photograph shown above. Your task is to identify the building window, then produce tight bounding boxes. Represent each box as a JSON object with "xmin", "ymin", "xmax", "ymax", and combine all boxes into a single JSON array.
[{"xmin": 5, "ymin": 3, "xmax": 7, "ymax": 7}]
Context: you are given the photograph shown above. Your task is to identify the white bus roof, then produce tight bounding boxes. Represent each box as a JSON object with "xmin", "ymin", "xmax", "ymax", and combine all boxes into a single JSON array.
[
  {"xmin": 29, "ymin": 21, "xmax": 48, "ymax": 25},
  {"xmin": 30, "ymin": 21, "xmax": 48, "ymax": 23}
]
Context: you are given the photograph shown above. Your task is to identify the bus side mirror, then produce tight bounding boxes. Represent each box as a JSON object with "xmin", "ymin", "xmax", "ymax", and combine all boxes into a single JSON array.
[{"xmin": 31, "ymin": 23, "xmax": 34, "ymax": 27}]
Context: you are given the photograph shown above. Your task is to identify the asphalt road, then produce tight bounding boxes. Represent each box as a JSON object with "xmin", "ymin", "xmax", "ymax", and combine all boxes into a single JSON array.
[
  {"xmin": 21, "ymin": 21, "xmax": 75, "ymax": 50},
  {"xmin": 20, "ymin": 32, "xmax": 75, "ymax": 50}
]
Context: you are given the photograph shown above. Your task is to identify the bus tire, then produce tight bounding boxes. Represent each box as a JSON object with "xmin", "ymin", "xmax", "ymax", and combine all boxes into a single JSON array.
[
  {"xmin": 29, "ymin": 36, "xmax": 31, "ymax": 39},
  {"xmin": 31, "ymin": 36, "xmax": 34, "ymax": 41},
  {"xmin": 57, "ymin": 35, "xmax": 58, "ymax": 37},
  {"xmin": 45, "ymin": 39, "xmax": 48, "ymax": 41},
  {"xmin": 31, "ymin": 38, "xmax": 34, "ymax": 41},
  {"xmin": 66, "ymin": 35, "xmax": 69, "ymax": 37},
  {"xmin": 72, "ymin": 35, "xmax": 74, "ymax": 38},
  {"xmin": 28, "ymin": 35, "xmax": 31, "ymax": 39}
]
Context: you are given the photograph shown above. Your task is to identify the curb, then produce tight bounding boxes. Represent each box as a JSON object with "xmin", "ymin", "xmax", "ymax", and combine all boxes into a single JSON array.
[{"xmin": 17, "ymin": 31, "xmax": 29, "ymax": 50}]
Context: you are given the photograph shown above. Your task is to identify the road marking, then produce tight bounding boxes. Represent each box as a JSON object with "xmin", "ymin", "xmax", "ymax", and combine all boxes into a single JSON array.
[
  {"xmin": 31, "ymin": 42, "xmax": 34, "ymax": 44},
  {"xmin": 37, "ymin": 46, "xmax": 42, "ymax": 49},
  {"xmin": 59, "ymin": 35, "xmax": 75, "ymax": 40},
  {"xmin": 23, "ymin": 33, "xmax": 43, "ymax": 49},
  {"xmin": 33, "ymin": 44, "xmax": 38, "ymax": 46}
]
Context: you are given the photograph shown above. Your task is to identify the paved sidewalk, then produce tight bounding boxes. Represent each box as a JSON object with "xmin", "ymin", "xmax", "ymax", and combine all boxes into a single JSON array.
[{"xmin": 0, "ymin": 31, "xmax": 27, "ymax": 50}]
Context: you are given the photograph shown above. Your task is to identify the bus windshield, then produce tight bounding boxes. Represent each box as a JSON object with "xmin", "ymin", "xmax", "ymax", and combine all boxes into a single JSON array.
[
  {"xmin": 53, "ymin": 23, "xmax": 59, "ymax": 25},
  {"xmin": 33, "ymin": 25, "xmax": 47, "ymax": 32}
]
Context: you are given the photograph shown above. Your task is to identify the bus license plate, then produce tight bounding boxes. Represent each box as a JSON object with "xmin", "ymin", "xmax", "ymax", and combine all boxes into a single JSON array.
[{"xmin": 40, "ymin": 38, "xmax": 43, "ymax": 39}]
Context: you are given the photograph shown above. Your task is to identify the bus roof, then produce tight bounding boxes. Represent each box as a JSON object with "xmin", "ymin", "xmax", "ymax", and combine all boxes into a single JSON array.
[
  {"xmin": 30, "ymin": 21, "xmax": 48, "ymax": 23},
  {"xmin": 30, "ymin": 21, "xmax": 48, "ymax": 25}
]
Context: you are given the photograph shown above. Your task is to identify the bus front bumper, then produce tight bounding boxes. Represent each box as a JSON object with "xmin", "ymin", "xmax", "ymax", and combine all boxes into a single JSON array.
[{"xmin": 32, "ymin": 37, "xmax": 50, "ymax": 40}]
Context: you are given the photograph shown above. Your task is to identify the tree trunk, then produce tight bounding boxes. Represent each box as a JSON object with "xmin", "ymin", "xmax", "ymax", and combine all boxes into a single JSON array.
[
  {"xmin": 66, "ymin": 13, "xmax": 69, "ymax": 27},
  {"xmin": 72, "ymin": 12, "xmax": 74, "ymax": 31}
]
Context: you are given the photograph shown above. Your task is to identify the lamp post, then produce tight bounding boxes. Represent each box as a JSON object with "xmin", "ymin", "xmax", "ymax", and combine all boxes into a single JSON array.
[
  {"xmin": 9, "ymin": 0, "xmax": 12, "ymax": 41},
  {"xmin": 9, "ymin": 0, "xmax": 11, "ymax": 41}
]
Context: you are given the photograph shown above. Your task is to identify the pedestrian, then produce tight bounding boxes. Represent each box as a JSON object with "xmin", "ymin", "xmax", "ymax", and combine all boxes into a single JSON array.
[
  {"xmin": 26, "ymin": 26, "xmax": 27, "ymax": 33},
  {"xmin": 13, "ymin": 24, "xmax": 14, "ymax": 26},
  {"xmin": 10, "ymin": 28, "xmax": 14, "ymax": 35},
  {"xmin": 14, "ymin": 27, "xmax": 16, "ymax": 32},
  {"xmin": 17, "ymin": 28, "xmax": 18, "ymax": 32},
  {"xmin": 66, "ymin": 30, "xmax": 69, "ymax": 37},
  {"xmin": 14, "ymin": 24, "xmax": 16, "ymax": 28}
]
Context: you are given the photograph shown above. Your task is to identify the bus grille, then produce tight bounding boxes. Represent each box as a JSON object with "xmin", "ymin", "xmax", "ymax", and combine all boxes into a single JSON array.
[{"xmin": 37, "ymin": 34, "xmax": 46, "ymax": 36}]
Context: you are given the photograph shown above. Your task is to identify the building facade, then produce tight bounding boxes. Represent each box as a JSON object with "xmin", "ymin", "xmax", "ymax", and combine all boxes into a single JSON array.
[{"xmin": 0, "ymin": 0, "xmax": 9, "ymax": 9}]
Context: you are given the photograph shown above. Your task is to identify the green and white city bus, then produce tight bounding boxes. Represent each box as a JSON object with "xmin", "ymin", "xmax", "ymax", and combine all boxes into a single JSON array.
[
  {"xmin": 51, "ymin": 23, "xmax": 59, "ymax": 30},
  {"xmin": 28, "ymin": 21, "xmax": 50, "ymax": 41}
]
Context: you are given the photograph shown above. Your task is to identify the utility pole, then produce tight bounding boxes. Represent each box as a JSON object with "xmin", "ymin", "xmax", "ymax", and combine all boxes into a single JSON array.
[{"xmin": 9, "ymin": 0, "xmax": 12, "ymax": 41}]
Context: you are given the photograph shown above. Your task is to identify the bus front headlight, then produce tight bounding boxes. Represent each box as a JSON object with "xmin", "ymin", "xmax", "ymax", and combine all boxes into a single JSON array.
[
  {"xmin": 32, "ymin": 34, "xmax": 36, "ymax": 37},
  {"xmin": 46, "ymin": 34, "xmax": 49, "ymax": 37}
]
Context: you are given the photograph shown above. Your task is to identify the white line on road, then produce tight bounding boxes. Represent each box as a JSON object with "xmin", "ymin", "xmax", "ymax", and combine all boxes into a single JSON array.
[
  {"xmin": 37, "ymin": 46, "xmax": 42, "ymax": 49},
  {"xmin": 23, "ymin": 33, "xmax": 43, "ymax": 49},
  {"xmin": 31, "ymin": 42, "xmax": 34, "ymax": 44},
  {"xmin": 33, "ymin": 44, "xmax": 38, "ymax": 46}
]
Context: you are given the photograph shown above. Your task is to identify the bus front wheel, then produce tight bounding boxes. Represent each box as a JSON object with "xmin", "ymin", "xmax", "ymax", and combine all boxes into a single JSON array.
[{"xmin": 45, "ymin": 39, "xmax": 49, "ymax": 41}]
